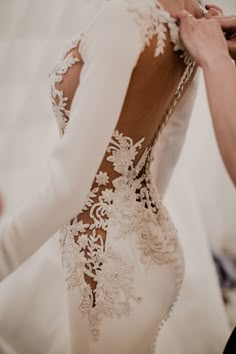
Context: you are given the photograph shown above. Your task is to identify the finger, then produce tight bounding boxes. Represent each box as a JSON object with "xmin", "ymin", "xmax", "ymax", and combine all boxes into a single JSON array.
[
  {"xmin": 227, "ymin": 40, "xmax": 236, "ymax": 61},
  {"xmin": 217, "ymin": 17, "xmax": 236, "ymax": 31},
  {"xmin": 176, "ymin": 10, "xmax": 196, "ymax": 31},
  {"xmin": 177, "ymin": 10, "xmax": 197, "ymax": 36},
  {"xmin": 205, "ymin": 7, "xmax": 222, "ymax": 20},
  {"xmin": 230, "ymin": 32, "xmax": 236, "ymax": 40},
  {"xmin": 176, "ymin": 10, "xmax": 194, "ymax": 20},
  {"xmin": 208, "ymin": 8, "xmax": 222, "ymax": 16},
  {"xmin": 205, "ymin": 4, "xmax": 223, "ymax": 13},
  {"xmin": 228, "ymin": 40, "xmax": 236, "ymax": 51},
  {"xmin": 205, "ymin": 8, "xmax": 223, "ymax": 20}
]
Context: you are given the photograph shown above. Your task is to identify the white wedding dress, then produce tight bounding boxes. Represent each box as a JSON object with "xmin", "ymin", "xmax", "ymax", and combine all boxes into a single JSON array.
[{"xmin": 0, "ymin": 1, "xmax": 200, "ymax": 353}]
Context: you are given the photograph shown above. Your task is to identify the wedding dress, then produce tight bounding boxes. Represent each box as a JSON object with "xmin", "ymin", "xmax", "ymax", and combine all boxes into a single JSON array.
[{"xmin": 0, "ymin": 1, "xmax": 200, "ymax": 353}]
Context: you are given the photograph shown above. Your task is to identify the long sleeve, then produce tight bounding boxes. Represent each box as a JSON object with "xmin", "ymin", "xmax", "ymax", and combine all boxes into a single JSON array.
[{"xmin": 0, "ymin": 1, "xmax": 142, "ymax": 280}]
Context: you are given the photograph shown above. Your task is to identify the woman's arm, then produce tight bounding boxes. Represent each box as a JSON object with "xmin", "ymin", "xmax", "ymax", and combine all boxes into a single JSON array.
[
  {"xmin": 177, "ymin": 10, "xmax": 236, "ymax": 186},
  {"xmin": 0, "ymin": 2, "xmax": 142, "ymax": 279},
  {"xmin": 203, "ymin": 56, "xmax": 236, "ymax": 186}
]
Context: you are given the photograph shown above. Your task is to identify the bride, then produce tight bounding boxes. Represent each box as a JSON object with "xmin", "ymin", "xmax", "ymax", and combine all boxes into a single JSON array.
[{"xmin": 0, "ymin": 0, "xmax": 205, "ymax": 353}]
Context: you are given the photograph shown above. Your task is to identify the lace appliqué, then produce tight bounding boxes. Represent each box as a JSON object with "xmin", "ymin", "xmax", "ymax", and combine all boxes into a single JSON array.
[
  {"xmin": 61, "ymin": 226, "xmax": 141, "ymax": 341},
  {"xmin": 49, "ymin": 36, "xmax": 81, "ymax": 136},
  {"xmin": 60, "ymin": 130, "xmax": 179, "ymax": 340},
  {"xmin": 126, "ymin": 0, "xmax": 184, "ymax": 56},
  {"xmin": 108, "ymin": 140, "xmax": 178, "ymax": 267}
]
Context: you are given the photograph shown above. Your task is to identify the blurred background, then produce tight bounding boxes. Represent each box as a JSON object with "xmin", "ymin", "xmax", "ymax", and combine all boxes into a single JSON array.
[{"xmin": 0, "ymin": 0, "xmax": 235, "ymax": 353}]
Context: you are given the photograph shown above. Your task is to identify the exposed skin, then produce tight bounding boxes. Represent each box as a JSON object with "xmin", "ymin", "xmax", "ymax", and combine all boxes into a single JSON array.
[{"xmin": 177, "ymin": 9, "xmax": 236, "ymax": 186}]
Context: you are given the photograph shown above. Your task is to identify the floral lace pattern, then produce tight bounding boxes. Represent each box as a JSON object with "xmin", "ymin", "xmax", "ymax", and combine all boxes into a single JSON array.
[
  {"xmin": 126, "ymin": 0, "xmax": 184, "ymax": 55},
  {"xmin": 60, "ymin": 130, "xmax": 179, "ymax": 340},
  {"xmin": 60, "ymin": 225, "xmax": 142, "ymax": 341},
  {"xmin": 49, "ymin": 35, "xmax": 81, "ymax": 136}
]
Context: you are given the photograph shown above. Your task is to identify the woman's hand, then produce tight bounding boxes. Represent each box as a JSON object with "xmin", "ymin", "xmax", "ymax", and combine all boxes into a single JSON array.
[
  {"xmin": 217, "ymin": 16, "xmax": 236, "ymax": 61},
  {"xmin": 205, "ymin": 4, "xmax": 224, "ymax": 19},
  {"xmin": 177, "ymin": 10, "xmax": 230, "ymax": 68},
  {"xmin": 205, "ymin": 4, "xmax": 236, "ymax": 61}
]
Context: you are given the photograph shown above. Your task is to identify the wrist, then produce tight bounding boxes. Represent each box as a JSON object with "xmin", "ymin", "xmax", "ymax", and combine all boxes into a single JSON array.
[{"xmin": 201, "ymin": 52, "xmax": 233, "ymax": 72}]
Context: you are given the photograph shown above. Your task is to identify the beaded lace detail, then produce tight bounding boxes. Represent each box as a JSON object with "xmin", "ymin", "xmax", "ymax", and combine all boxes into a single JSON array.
[
  {"xmin": 60, "ymin": 130, "xmax": 179, "ymax": 341},
  {"xmin": 60, "ymin": 220, "xmax": 143, "ymax": 341}
]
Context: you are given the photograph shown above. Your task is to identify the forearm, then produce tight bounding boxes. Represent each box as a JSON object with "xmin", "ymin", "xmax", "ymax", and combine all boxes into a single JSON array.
[{"xmin": 203, "ymin": 56, "xmax": 236, "ymax": 185}]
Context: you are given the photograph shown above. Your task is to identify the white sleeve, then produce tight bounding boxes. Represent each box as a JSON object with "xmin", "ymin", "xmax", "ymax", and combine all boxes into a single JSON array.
[
  {"xmin": 0, "ymin": 2, "xmax": 142, "ymax": 280},
  {"xmin": 152, "ymin": 72, "xmax": 199, "ymax": 196}
]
